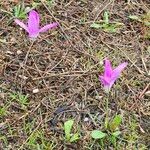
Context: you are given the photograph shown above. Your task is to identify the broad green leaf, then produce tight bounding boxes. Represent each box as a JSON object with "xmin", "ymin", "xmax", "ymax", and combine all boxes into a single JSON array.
[
  {"xmin": 91, "ymin": 130, "xmax": 106, "ymax": 139},
  {"xmin": 70, "ymin": 133, "xmax": 79, "ymax": 142},
  {"xmin": 112, "ymin": 131, "xmax": 121, "ymax": 137},
  {"xmin": 64, "ymin": 119, "xmax": 74, "ymax": 141},
  {"xmin": 109, "ymin": 115, "xmax": 122, "ymax": 131}
]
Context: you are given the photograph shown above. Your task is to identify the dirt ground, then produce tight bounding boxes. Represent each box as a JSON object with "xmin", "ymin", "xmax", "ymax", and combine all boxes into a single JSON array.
[{"xmin": 0, "ymin": 0, "xmax": 150, "ymax": 149}]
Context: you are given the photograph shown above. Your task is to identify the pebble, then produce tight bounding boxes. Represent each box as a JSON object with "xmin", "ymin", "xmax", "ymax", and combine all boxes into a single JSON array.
[
  {"xmin": 33, "ymin": 89, "xmax": 39, "ymax": 94},
  {"xmin": 84, "ymin": 117, "xmax": 89, "ymax": 122}
]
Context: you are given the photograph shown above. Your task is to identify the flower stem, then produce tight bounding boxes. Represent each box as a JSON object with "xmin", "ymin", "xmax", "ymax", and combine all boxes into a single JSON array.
[{"xmin": 105, "ymin": 92, "xmax": 110, "ymax": 129}]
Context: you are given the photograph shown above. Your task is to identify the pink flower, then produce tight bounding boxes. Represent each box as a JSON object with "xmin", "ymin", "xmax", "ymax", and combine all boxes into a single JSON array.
[
  {"xmin": 99, "ymin": 59, "xmax": 128, "ymax": 93},
  {"xmin": 14, "ymin": 10, "xmax": 58, "ymax": 38}
]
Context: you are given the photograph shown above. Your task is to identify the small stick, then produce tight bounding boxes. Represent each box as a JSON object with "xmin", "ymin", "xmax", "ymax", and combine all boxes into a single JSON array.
[{"xmin": 138, "ymin": 83, "xmax": 150, "ymax": 99}]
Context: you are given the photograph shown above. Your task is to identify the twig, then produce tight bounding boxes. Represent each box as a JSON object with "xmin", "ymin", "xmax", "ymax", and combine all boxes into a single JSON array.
[
  {"xmin": 40, "ymin": 0, "xmax": 98, "ymax": 61},
  {"xmin": 138, "ymin": 83, "xmax": 150, "ymax": 99},
  {"xmin": 14, "ymin": 40, "xmax": 35, "ymax": 81},
  {"xmin": 33, "ymin": 70, "xmax": 98, "ymax": 80}
]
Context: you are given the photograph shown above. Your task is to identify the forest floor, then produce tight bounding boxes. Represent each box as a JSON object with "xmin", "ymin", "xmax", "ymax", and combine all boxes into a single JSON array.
[{"xmin": 0, "ymin": 0, "xmax": 150, "ymax": 149}]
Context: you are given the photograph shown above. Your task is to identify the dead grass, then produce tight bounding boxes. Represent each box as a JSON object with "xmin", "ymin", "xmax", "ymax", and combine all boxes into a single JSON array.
[{"xmin": 0, "ymin": 0, "xmax": 150, "ymax": 149}]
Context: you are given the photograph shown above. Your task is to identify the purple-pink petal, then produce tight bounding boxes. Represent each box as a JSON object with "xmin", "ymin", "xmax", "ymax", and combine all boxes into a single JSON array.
[
  {"xmin": 14, "ymin": 10, "xmax": 58, "ymax": 38},
  {"xmin": 99, "ymin": 59, "xmax": 128, "ymax": 93},
  {"xmin": 27, "ymin": 10, "xmax": 40, "ymax": 35},
  {"xmin": 99, "ymin": 76, "xmax": 109, "ymax": 86},
  {"xmin": 104, "ymin": 59, "xmax": 113, "ymax": 78},
  {"xmin": 99, "ymin": 75, "xmax": 115, "ymax": 93},
  {"xmin": 39, "ymin": 22, "xmax": 58, "ymax": 33},
  {"xmin": 112, "ymin": 62, "xmax": 128, "ymax": 80},
  {"xmin": 15, "ymin": 19, "xmax": 29, "ymax": 32}
]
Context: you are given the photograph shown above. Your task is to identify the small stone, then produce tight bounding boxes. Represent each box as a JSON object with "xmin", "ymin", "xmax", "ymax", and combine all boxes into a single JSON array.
[
  {"xmin": 25, "ymin": 7, "xmax": 31, "ymax": 13},
  {"xmin": 18, "ymin": 75, "xmax": 28, "ymax": 80},
  {"xmin": 33, "ymin": 89, "xmax": 39, "ymax": 94},
  {"xmin": 17, "ymin": 50, "xmax": 22, "ymax": 55},
  {"xmin": 145, "ymin": 91, "xmax": 150, "ymax": 96},
  {"xmin": 84, "ymin": 117, "xmax": 89, "ymax": 122}
]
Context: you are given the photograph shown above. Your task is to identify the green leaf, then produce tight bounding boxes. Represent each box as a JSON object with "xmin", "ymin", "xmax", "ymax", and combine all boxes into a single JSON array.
[
  {"xmin": 112, "ymin": 131, "xmax": 121, "ymax": 137},
  {"xmin": 13, "ymin": 4, "xmax": 27, "ymax": 19},
  {"xmin": 103, "ymin": 24, "xmax": 117, "ymax": 33},
  {"xmin": 109, "ymin": 135, "xmax": 117, "ymax": 147},
  {"xmin": 91, "ymin": 130, "xmax": 106, "ymax": 139},
  {"xmin": 0, "ymin": 107, "xmax": 7, "ymax": 116},
  {"xmin": 64, "ymin": 119, "xmax": 74, "ymax": 141},
  {"xmin": 90, "ymin": 23, "xmax": 103, "ymax": 29},
  {"xmin": 14, "ymin": 6, "xmax": 18, "ymax": 17},
  {"xmin": 70, "ymin": 133, "xmax": 79, "ymax": 142},
  {"xmin": 109, "ymin": 115, "xmax": 122, "ymax": 131}
]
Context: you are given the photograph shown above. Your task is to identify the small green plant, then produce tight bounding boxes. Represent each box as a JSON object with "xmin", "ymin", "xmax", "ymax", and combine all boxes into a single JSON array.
[
  {"xmin": 91, "ymin": 11, "xmax": 123, "ymax": 33},
  {"xmin": 64, "ymin": 119, "xmax": 80, "ymax": 143},
  {"xmin": 129, "ymin": 12, "xmax": 150, "ymax": 38},
  {"xmin": 108, "ymin": 115, "xmax": 122, "ymax": 132},
  {"xmin": 46, "ymin": 0, "xmax": 55, "ymax": 6},
  {"xmin": 91, "ymin": 115, "xmax": 122, "ymax": 149},
  {"xmin": 9, "ymin": 92, "xmax": 29, "ymax": 109},
  {"xmin": 107, "ymin": 115, "xmax": 122, "ymax": 147},
  {"xmin": 13, "ymin": 3, "xmax": 27, "ymax": 19},
  {"xmin": 0, "ymin": 106, "xmax": 7, "ymax": 117},
  {"xmin": 0, "ymin": 135, "xmax": 8, "ymax": 147},
  {"xmin": 26, "ymin": 130, "xmax": 56, "ymax": 149},
  {"xmin": 91, "ymin": 130, "xmax": 107, "ymax": 139},
  {"xmin": 23, "ymin": 118, "xmax": 36, "ymax": 134},
  {"xmin": 13, "ymin": 1, "xmax": 41, "ymax": 19},
  {"xmin": 91, "ymin": 130, "xmax": 107, "ymax": 149},
  {"xmin": 129, "ymin": 11, "xmax": 150, "ymax": 27}
]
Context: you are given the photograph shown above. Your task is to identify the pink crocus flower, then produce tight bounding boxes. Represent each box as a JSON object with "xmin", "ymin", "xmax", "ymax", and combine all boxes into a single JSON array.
[
  {"xmin": 14, "ymin": 10, "xmax": 58, "ymax": 38},
  {"xmin": 99, "ymin": 59, "xmax": 128, "ymax": 93}
]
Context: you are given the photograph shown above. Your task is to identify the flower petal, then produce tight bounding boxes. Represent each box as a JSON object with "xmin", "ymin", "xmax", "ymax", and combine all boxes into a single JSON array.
[
  {"xmin": 99, "ymin": 75, "xmax": 110, "ymax": 86},
  {"xmin": 27, "ymin": 10, "xmax": 40, "ymax": 36},
  {"xmin": 112, "ymin": 62, "xmax": 128, "ymax": 80},
  {"xmin": 104, "ymin": 59, "xmax": 113, "ymax": 78},
  {"xmin": 39, "ymin": 22, "xmax": 58, "ymax": 33},
  {"xmin": 99, "ymin": 76, "xmax": 113, "ymax": 93},
  {"xmin": 15, "ymin": 19, "xmax": 29, "ymax": 32}
]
